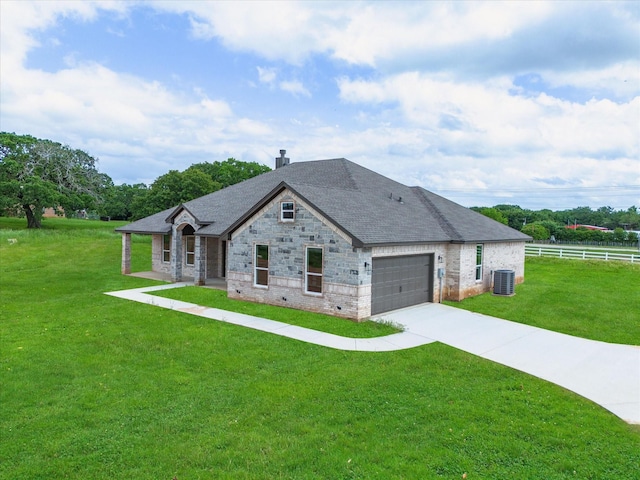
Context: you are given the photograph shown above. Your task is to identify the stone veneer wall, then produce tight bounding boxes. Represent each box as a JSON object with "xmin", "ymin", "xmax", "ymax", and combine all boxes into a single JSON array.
[
  {"xmin": 227, "ymin": 191, "xmax": 372, "ymax": 320},
  {"xmin": 150, "ymin": 233, "xmax": 196, "ymax": 278},
  {"xmin": 151, "ymin": 234, "xmax": 171, "ymax": 276},
  {"xmin": 151, "ymin": 233, "xmax": 197, "ymax": 279},
  {"xmin": 206, "ymin": 238, "xmax": 221, "ymax": 278},
  {"xmin": 152, "ymin": 234, "xmax": 224, "ymax": 279}
]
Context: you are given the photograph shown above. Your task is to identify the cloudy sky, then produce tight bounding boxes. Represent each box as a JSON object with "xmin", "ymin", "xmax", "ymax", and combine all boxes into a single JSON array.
[{"xmin": 1, "ymin": 1, "xmax": 638, "ymax": 210}]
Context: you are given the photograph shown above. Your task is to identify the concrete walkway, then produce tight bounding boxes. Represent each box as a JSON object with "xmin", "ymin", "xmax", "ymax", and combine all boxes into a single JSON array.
[{"xmin": 105, "ymin": 283, "xmax": 640, "ymax": 424}]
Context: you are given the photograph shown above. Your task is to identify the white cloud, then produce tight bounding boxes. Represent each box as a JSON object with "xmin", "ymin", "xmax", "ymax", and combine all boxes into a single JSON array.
[
  {"xmin": 338, "ymin": 72, "xmax": 638, "ymax": 158},
  {"xmin": 325, "ymin": 1, "xmax": 553, "ymax": 66},
  {"xmin": 541, "ymin": 60, "xmax": 640, "ymax": 101},
  {"xmin": 1, "ymin": 1, "xmax": 637, "ymax": 209},
  {"xmin": 257, "ymin": 66, "xmax": 277, "ymax": 85},
  {"xmin": 169, "ymin": 1, "xmax": 554, "ymax": 67},
  {"xmin": 256, "ymin": 66, "xmax": 310, "ymax": 97},
  {"xmin": 279, "ymin": 80, "xmax": 310, "ymax": 97},
  {"xmin": 331, "ymin": 71, "xmax": 639, "ymax": 208},
  {"xmin": 179, "ymin": 1, "xmax": 333, "ymax": 64}
]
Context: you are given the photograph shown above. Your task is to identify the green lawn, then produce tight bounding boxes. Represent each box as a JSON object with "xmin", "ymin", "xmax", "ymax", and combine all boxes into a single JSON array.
[
  {"xmin": 1, "ymin": 218, "xmax": 639, "ymax": 479},
  {"xmin": 150, "ymin": 287, "xmax": 400, "ymax": 338},
  {"xmin": 447, "ymin": 257, "xmax": 640, "ymax": 345}
]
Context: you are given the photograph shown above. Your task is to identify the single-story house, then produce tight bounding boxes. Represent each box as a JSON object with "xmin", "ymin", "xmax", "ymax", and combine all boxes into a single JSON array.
[{"xmin": 116, "ymin": 151, "xmax": 531, "ymax": 320}]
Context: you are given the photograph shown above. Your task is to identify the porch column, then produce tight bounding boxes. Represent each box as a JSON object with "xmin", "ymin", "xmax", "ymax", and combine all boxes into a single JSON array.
[
  {"xmin": 194, "ymin": 236, "xmax": 206, "ymax": 285},
  {"xmin": 171, "ymin": 225, "xmax": 183, "ymax": 282},
  {"xmin": 121, "ymin": 233, "xmax": 131, "ymax": 274}
]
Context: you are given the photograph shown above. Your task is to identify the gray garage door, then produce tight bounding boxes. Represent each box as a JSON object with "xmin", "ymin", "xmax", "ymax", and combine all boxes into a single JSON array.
[{"xmin": 371, "ymin": 254, "xmax": 433, "ymax": 315}]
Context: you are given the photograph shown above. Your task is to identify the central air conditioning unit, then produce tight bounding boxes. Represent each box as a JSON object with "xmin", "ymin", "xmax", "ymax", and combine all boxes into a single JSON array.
[{"xmin": 493, "ymin": 270, "xmax": 515, "ymax": 296}]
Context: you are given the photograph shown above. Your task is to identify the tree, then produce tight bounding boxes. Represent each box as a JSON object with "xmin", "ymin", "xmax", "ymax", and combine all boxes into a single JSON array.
[
  {"xmin": 0, "ymin": 132, "xmax": 110, "ymax": 228},
  {"xmin": 134, "ymin": 169, "xmax": 219, "ymax": 219},
  {"xmin": 492, "ymin": 204, "xmax": 533, "ymax": 230},
  {"xmin": 522, "ymin": 223, "xmax": 550, "ymax": 240},
  {"xmin": 127, "ymin": 158, "xmax": 272, "ymax": 219},
  {"xmin": 559, "ymin": 206, "xmax": 596, "ymax": 227},
  {"xmin": 189, "ymin": 158, "xmax": 271, "ymax": 188},
  {"xmin": 615, "ymin": 206, "xmax": 639, "ymax": 231},
  {"xmin": 612, "ymin": 228, "xmax": 627, "ymax": 243},
  {"xmin": 535, "ymin": 220, "xmax": 564, "ymax": 238},
  {"xmin": 473, "ymin": 207, "xmax": 508, "ymax": 225},
  {"xmin": 101, "ymin": 183, "xmax": 149, "ymax": 220}
]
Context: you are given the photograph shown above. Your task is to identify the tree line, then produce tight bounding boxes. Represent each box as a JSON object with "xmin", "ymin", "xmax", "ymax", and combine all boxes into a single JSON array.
[
  {"xmin": 472, "ymin": 205, "xmax": 639, "ymax": 243},
  {"xmin": 101, "ymin": 159, "xmax": 270, "ymax": 221},
  {"xmin": 2, "ymin": 132, "xmax": 638, "ymax": 242}
]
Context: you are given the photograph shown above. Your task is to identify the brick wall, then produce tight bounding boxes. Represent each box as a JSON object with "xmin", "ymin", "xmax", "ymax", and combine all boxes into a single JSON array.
[{"xmin": 446, "ymin": 242, "xmax": 525, "ymax": 301}]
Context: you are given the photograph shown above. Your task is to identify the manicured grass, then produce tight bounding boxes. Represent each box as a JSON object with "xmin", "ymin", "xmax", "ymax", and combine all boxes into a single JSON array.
[
  {"xmin": 1, "ymin": 218, "xmax": 639, "ymax": 479},
  {"xmin": 151, "ymin": 287, "xmax": 401, "ymax": 338},
  {"xmin": 446, "ymin": 257, "xmax": 640, "ymax": 345}
]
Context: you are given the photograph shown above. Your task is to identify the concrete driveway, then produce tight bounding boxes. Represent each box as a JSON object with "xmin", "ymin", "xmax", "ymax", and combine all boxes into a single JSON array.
[
  {"xmin": 380, "ymin": 303, "xmax": 640, "ymax": 425},
  {"xmin": 106, "ymin": 284, "xmax": 640, "ymax": 424}
]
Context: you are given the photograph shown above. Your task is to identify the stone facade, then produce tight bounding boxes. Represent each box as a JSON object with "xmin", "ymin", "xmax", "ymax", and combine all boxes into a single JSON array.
[
  {"xmin": 227, "ymin": 190, "xmax": 372, "ymax": 320},
  {"xmin": 151, "ymin": 234, "xmax": 171, "ymax": 276},
  {"xmin": 152, "ymin": 233, "xmax": 226, "ymax": 281}
]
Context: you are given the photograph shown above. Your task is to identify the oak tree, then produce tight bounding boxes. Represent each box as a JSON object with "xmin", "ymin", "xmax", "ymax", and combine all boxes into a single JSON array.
[{"xmin": 0, "ymin": 132, "xmax": 109, "ymax": 228}]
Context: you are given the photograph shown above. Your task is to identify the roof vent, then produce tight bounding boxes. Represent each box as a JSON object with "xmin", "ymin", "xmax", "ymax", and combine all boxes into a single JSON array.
[{"xmin": 276, "ymin": 149, "xmax": 290, "ymax": 169}]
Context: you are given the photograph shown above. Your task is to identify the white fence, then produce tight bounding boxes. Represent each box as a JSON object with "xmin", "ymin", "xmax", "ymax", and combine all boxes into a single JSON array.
[{"xmin": 525, "ymin": 244, "xmax": 639, "ymax": 263}]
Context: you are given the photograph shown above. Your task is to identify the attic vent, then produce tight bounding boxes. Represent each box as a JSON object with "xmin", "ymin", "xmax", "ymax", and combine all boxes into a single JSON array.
[
  {"xmin": 276, "ymin": 149, "xmax": 290, "ymax": 169},
  {"xmin": 493, "ymin": 270, "xmax": 515, "ymax": 296}
]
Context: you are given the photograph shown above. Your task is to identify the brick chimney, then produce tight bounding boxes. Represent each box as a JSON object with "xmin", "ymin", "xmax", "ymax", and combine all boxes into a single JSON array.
[{"xmin": 275, "ymin": 149, "xmax": 290, "ymax": 169}]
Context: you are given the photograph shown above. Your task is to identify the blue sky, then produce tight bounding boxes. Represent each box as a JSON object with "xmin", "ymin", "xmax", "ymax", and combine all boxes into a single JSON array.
[{"xmin": 1, "ymin": 1, "xmax": 638, "ymax": 210}]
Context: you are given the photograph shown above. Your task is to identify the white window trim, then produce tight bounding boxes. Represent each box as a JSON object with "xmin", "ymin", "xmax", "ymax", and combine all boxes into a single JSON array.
[
  {"xmin": 304, "ymin": 246, "xmax": 323, "ymax": 295},
  {"xmin": 280, "ymin": 201, "xmax": 295, "ymax": 222},
  {"xmin": 162, "ymin": 234, "xmax": 171, "ymax": 263},
  {"xmin": 475, "ymin": 244, "xmax": 483, "ymax": 282},
  {"xmin": 254, "ymin": 243, "xmax": 269, "ymax": 288},
  {"xmin": 185, "ymin": 235, "xmax": 195, "ymax": 266}
]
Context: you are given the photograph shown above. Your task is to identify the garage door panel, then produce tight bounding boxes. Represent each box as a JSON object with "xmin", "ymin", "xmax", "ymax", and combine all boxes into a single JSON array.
[{"xmin": 371, "ymin": 254, "xmax": 433, "ymax": 315}]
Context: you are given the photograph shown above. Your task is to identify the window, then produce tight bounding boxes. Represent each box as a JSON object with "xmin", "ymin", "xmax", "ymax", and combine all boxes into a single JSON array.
[
  {"xmin": 305, "ymin": 247, "xmax": 323, "ymax": 294},
  {"xmin": 185, "ymin": 236, "xmax": 195, "ymax": 266},
  {"xmin": 254, "ymin": 244, "xmax": 269, "ymax": 287},
  {"xmin": 162, "ymin": 235, "xmax": 171, "ymax": 263},
  {"xmin": 475, "ymin": 244, "xmax": 483, "ymax": 281},
  {"xmin": 281, "ymin": 201, "xmax": 295, "ymax": 222}
]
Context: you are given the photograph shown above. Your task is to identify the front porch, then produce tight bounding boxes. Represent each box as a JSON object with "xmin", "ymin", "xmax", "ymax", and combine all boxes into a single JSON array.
[{"xmin": 121, "ymin": 231, "xmax": 226, "ymax": 287}]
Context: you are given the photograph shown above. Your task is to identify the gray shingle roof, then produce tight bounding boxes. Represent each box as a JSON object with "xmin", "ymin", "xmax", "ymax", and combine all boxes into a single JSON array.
[{"xmin": 116, "ymin": 158, "xmax": 531, "ymax": 245}]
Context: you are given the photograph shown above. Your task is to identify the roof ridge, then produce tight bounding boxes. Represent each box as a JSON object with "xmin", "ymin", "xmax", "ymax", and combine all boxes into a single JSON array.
[
  {"xmin": 411, "ymin": 186, "xmax": 463, "ymax": 241},
  {"xmin": 337, "ymin": 158, "xmax": 359, "ymax": 191}
]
